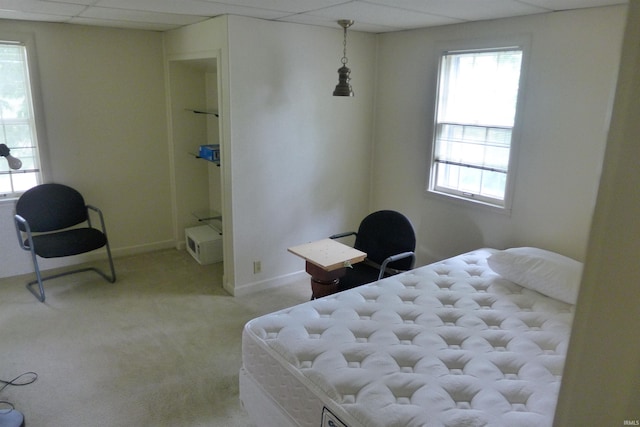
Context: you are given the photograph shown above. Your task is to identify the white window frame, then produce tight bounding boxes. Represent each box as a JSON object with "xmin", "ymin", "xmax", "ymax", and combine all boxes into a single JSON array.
[
  {"xmin": 0, "ymin": 32, "xmax": 49, "ymax": 202},
  {"xmin": 427, "ymin": 38, "xmax": 529, "ymax": 213}
]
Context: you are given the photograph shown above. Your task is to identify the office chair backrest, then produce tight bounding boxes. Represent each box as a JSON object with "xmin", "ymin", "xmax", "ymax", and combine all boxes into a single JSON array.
[
  {"xmin": 354, "ymin": 210, "xmax": 416, "ymax": 270},
  {"xmin": 15, "ymin": 183, "xmax": 89, "ymax": 232}
]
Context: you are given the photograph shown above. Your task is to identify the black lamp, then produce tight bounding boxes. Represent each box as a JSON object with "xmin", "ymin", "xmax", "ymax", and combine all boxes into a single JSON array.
[
  {"xmin": 333, "ymin": 20, "xmax": 354, "ymax": 97},
  {"xmin": 0, "ymin": 144, "xmax": 22, "ymax": 170}
]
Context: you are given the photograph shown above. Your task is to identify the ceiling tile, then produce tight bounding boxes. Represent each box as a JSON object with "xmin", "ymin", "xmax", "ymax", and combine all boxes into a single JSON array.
[
  {"xmin": 94, "ymin": 0, "xmax": 228, "ymax": 15},
  {"xmin": 68, "ymin": 16, "xmax": 184, "ymax": 31},
  {"xmin": 0, "ymin": 0, "xmax": 86, "ymax": 16},
  {"xmin": 47, "ymin": 0, "xmax": 96, "ymax": 4},
  {"xmin": 519, "ymin": 0, "xmax": 626, "ymax": 9},
  {"xmin": 209, "ymin": 0, "xmax": 350, "ymax": 14},
  {"xmin": 80, "ymin": 7, "xmax": 207, "ymax": 26},
  {"xmin": 365, "ymin": 0, "xmax": 550, "ymax": 21},
  {"xmin": 277, "ymin": 13, "xmax": 403, "ymax": 33},
  {"xmin": 307, "ymin": 1, "xmax": 461, "ymax": 29},
  {"xmin": 95, "ymin": 0, "xmax": 288, "ymax": 19},
  {"xmin": 0, "ymin": 10, "xmax": 70, "ymax": 22}
]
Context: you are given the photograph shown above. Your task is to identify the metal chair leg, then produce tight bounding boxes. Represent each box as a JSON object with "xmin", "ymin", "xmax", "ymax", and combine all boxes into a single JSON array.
[
  {"xmin": 104, "ymin": 239, "xmax": 116, "ymax": 282},
  {"xmin": 25, "ymin": 247, "xmax": 46, "ymax": 302},
  {"xmin": 25, "ymin": 245, "xmax": 116, "ymax": 303}
]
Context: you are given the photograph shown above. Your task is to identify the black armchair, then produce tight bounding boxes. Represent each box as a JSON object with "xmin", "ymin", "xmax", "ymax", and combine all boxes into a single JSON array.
[
  {"xmin": 14, "ymin": 183, "xmax": 116, "ymax": 302},
  {"xmin": 330, "ymin": 210, "xmax": 416, "ymax": 292}
]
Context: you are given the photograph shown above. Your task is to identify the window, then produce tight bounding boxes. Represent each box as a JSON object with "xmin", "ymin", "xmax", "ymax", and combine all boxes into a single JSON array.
[
  {"xmin": 429, "ymin": 47, "xmax": 524, "ymax": 209},
  {"xmin": 0, "ymin": 39, "xmax": 44, "ymax": 199}
]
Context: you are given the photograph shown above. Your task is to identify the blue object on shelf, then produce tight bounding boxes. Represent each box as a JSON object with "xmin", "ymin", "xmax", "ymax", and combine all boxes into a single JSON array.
[{"xmin": 198, "ymin": 144, "xmax": 220, "ymax": 163}]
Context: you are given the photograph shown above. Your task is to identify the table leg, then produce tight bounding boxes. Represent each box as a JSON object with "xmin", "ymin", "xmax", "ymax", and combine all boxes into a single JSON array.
[{"xmin": 305, "ymin": 261, "xmax": 345, "ymax": 299}]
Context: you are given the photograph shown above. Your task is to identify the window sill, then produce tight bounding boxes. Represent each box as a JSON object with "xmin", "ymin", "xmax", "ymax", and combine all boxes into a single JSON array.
[
  {"xmin": 0, "ymin": 195, "xmax": 19, "ymax": 205},
  {"xmin": 425, "ymin": 189, "xmax": 512, "ymax": 216}
]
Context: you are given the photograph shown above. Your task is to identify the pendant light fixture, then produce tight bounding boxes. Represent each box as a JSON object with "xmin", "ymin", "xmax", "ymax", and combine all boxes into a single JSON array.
[{"xmin": 333, "ymin": 19, "xmax": 354, "ymax": 97}]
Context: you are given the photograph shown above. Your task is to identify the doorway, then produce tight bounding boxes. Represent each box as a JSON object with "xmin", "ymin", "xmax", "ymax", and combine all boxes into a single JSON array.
[{"xmin": 167, "ymin": 57, "xmax": 224, "ymax": 276}]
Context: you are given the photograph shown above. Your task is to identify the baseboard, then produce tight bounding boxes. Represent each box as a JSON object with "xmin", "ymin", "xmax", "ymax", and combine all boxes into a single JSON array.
[
  {"xmin": 110, "ymin": 240, "xmax": 176, "ymax": 258},
  {"xmin": 230, "ymin": 270, "xmax": 307, "ymax": 297},
  {"xmin": 4, "ymin": 239, "xmax": 308, "ymax": 299}
]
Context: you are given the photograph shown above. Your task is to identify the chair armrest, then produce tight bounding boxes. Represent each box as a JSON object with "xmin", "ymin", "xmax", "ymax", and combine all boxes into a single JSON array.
[
  {"xmin": 14, "ymin": 214, "xmax": 26, "ymax": 228},
  {"xmin": 86, "ymin": 205, "xmax": 108, "ymax": 234},
  {"xmin": 86, "ymin": 204, "xmax": 102, "ymax": 214},
  {"xmin": 14, "ymin": 214, "xmax": 32, "ymax": 251},
  {"xmin": 378, "ymin": 251, "xmax": 416, "ymax": 280},
  {"xmin": 330, "ymin": 231, "xmax": 357, "ymax": 239}
]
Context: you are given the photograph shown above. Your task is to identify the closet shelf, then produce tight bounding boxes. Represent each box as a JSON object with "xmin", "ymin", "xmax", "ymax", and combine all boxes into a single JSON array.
[
  {"xmin": 185, "ymin": 108, "xmax": 219, "ymax": 117},
  {"xmin": 192, "ymin": 209, "xmax": 222, "ymax": 234},
  {"xmin": 189, "ymin": 152, "xmax": 220, "ymax": 166}
]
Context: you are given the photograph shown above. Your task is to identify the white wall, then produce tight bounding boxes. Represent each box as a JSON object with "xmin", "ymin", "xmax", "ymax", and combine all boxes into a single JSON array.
[
  {"xmin": 0, "ymin": 20, "xmax": 172, "ymax": 278},
  {"xmin": 163, "ymin": 16, "xmax": 376, "ymax": 295},
  {"xmin": 555, "ymin": 2, "xmax": 640, "ymax": 422},
  {"xmin": 372, "ymin": 6, "xmax": 626, "ymax": 263},
  {"xmin": 226, "ymin": 16, "xmax": 376, "ymax": 295}
]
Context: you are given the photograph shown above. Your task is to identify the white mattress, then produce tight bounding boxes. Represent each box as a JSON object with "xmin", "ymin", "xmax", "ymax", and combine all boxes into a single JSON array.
[{"xmin": 240, "ymin": 248, "xmax": 574, "ymax": 427}]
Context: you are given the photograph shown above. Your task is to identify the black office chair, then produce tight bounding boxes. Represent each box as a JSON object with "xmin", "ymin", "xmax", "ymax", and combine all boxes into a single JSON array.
[
  {"xmin": 330, "ymin": 210, "xmax": 416, "ymax": 292},
  {"xmin": 14, "ymin": 183, "xmax": 116, "ymax": 302}
]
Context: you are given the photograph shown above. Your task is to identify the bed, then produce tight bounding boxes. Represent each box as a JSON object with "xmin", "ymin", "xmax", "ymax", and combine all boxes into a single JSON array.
[{"xmin": 240, "ymin": 247, "xmax": 581, "ymax": 427}]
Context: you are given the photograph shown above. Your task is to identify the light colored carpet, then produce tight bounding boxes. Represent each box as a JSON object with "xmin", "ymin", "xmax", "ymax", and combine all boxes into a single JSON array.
[{"xmin": 0, "ymin": 249, "xmax": 310, "ymax": 427}]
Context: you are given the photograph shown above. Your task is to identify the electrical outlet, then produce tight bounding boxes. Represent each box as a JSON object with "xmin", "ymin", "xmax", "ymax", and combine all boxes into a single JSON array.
[{"xmin": 253, "ymin": 261, "xmax": 261, "ymax": 274}]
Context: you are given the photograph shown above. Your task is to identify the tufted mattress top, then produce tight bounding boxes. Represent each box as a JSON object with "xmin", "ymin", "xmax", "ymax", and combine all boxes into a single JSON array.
[{"xmin": 241, "ymin": 248, "xmax": 574, "ymax": 427}]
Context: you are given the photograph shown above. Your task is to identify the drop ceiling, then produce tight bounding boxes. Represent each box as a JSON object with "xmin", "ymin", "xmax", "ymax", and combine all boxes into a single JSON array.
[{"xmin": 0, "ymin": 0, "xmax": 627, "ymax": 32}]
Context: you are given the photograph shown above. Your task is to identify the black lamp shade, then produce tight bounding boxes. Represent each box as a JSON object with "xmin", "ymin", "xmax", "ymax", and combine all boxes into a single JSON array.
[{"xmin": 333, "ymin": 65, "xmax": 354, "ymax": 97}]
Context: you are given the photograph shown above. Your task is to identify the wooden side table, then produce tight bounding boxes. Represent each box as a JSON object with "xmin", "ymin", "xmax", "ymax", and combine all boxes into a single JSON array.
[{"xmin": 288, "ymin": 239, "xmax": 366, "ymax": 299}]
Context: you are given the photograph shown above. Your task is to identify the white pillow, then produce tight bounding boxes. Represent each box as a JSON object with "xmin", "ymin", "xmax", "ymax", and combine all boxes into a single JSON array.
[{"xmin": 487, "ymin": 247, "xmax": 583, "ymax": 304}]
